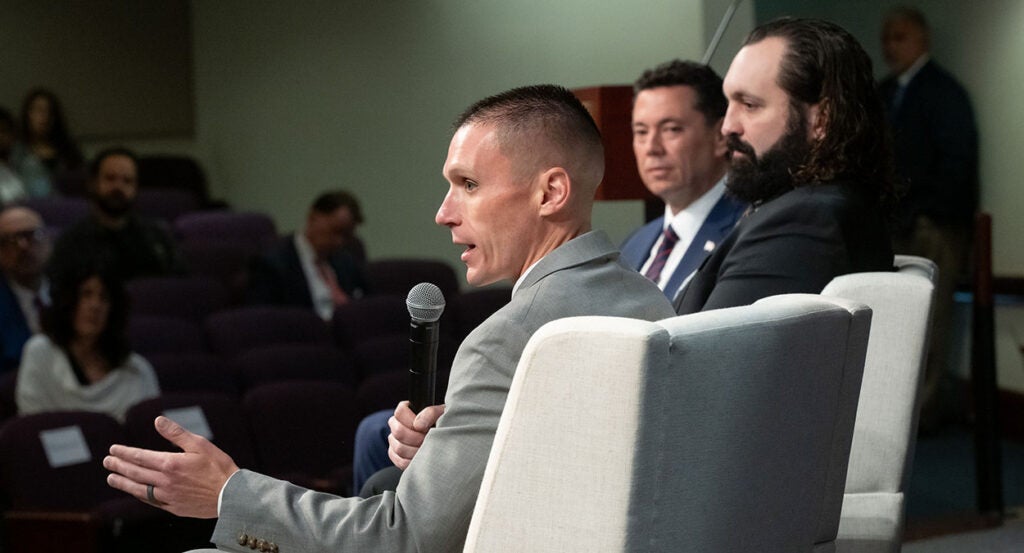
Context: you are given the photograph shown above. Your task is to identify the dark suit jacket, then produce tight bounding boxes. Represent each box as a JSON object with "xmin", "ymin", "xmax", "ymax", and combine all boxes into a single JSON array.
[
  {"xmin": 245, "ymin": 234, "xmax": 369, "ymax": 308},
  {"xmin": 674, "ymin": 182, "xmax": 894, "ymax": 314},
  {"xmin": 620, "ymin": 193, "xmax": 746, "ymax": 300},
  {"xmin": 879, "ymin": 60, "xmax": 978, "ymax": 231},
  {"xmin": 0, "ymin": 278, "xmax": 32, "ymax": 373}
]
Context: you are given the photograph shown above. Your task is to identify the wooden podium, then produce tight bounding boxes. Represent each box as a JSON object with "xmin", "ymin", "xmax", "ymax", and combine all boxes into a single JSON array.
[{"xmin": 572, "ymin": 85, "xmax": 654, "ymax": 202}]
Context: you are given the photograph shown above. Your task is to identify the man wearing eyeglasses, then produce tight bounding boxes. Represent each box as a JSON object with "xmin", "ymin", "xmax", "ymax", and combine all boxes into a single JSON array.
[{"xmin": 0, "ymin": 205, "xmax": 50, "ymax": 373}]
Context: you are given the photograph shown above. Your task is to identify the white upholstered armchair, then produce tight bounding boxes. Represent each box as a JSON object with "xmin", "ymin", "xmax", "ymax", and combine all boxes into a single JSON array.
[
  {"xmin": 463, "ymin": 294, "xmax": 872, "ymax": 553},
  {"xmin": 823, "ymin": 255, "xmax": 938, "ymax": 553}
]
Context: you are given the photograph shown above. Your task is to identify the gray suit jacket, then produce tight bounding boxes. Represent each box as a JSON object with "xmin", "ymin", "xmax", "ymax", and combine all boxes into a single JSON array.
[{"xmin": 205, "ymin": 230, "xmax": 675, "ymax": 552}]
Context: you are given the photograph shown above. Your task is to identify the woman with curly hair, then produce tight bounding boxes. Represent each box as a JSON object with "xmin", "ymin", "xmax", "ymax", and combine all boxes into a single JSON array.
[{"xmin": 15, "ymin": 259, "xmax": 158, "ymax": 421}]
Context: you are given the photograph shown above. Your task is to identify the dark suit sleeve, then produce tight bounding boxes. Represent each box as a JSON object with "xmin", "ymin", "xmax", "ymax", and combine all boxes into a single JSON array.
[
  {"xmin": 920, "ymin": 78, "xmax": 978, "ymax": 215},
  {"xmin": 244, "ymin": 256, "xmax": 285, "ymax": 305},
  {"xmin": 699, "ymin": 197, "xmax": 849, "ymax": 311}
]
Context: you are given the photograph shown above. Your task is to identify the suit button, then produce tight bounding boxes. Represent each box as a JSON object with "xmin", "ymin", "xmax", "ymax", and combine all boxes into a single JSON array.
[{"xmin": 238, "ymin": 533, "xmax": 249, "ymax": 546}]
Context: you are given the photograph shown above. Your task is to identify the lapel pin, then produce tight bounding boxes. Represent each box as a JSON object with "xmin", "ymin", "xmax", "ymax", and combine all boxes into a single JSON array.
[{"xmin": 703, "ymin": 240, "xmax": 716, "ymax": 252}]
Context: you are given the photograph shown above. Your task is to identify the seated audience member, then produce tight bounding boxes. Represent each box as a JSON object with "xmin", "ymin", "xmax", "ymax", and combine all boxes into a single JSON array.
[
  {"xmin": 9, "ymin": 88, "xmax": 83, "ymax": 197},
  {"xmin": 246, "ymin": 190, "xmax": 370, "ymax": 321},
  {"xmin": 0, "ymin": 205, "xmax": 50, "ymax": 373},
  {"xmin": 49, "ymin": 147, "xmax": 184, "ymax": 281},
  {"xmin": 332, "ymin": 189, "xmax": 368, "ymax": 264},
  {"xmin": 381, "ymin": 17, "xmax": 898, "ymax": 496},
  {"xmin": 0, "ymin": 107, "xmax": 27, "ymax": 204},
  {"xmin": 16, "ymin": 260, "xmax": 159, "ymax": 422},
  {"xmin": 104, "ymin": 84, "xmax": 675, "ymax": 552}
]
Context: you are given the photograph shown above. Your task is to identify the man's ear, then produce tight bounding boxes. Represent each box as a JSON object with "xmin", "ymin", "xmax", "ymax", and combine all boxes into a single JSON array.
[
  {"xmin": 711, "ymin": 119, "xmax": 728, "ymax": 158},
  {"xmin": 807, "ymin": 102, "xmax": 826, "ymax": 141},
  {"xmin": 538, "ymin": 166, "xmax": 572, "ymax": 217}
]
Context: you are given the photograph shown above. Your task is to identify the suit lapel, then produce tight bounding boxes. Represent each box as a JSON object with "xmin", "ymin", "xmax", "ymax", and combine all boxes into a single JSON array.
[{"xmin": 664, "ymin": 195, "xmax": 745, "ymax": 299}]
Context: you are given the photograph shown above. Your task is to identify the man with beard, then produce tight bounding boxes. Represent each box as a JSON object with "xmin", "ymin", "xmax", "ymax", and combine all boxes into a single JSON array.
[
  {"xmin": 673, "ymin": 17, "xmax": 895, "ymax": 314},
  {"xmin": 49, "ymin": 147, "xmax": 183, "ymax": 281}
]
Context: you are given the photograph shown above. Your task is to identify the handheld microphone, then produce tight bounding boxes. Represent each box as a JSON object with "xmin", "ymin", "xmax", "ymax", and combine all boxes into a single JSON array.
[{"xmin": 406, "ymin": 282, "xmax": 445, "ymax": 413}]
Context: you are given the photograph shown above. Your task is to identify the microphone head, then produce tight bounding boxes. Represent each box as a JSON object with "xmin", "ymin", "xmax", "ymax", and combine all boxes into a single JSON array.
[{"xmin": 406, "ymin": 282, "xmax": 445, "ymax": 323}]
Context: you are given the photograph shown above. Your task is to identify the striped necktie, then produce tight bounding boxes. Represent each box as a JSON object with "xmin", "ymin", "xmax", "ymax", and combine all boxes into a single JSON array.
[{"xmin": 644, "ymin": 226, "xmax": 680, "ymax": 284}]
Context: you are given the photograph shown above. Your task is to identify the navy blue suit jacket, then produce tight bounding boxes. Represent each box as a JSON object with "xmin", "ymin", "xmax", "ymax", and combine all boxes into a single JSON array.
[
  {"xmin": 0, "ymin": 278, "xmax": 32, "ymax": 373},
  {"xmin": 620, "ymin": 193, "xmax": 746, "ymax": 300},
  {"xmin": 879, "ymin": 60, "xmax": 978, "ymax": 231}
]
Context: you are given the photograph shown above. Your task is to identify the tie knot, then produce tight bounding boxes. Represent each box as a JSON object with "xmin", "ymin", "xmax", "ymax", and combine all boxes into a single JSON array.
[{"xmin": 662, "ymin": 226, "xmax": 680, "ymax": 246}]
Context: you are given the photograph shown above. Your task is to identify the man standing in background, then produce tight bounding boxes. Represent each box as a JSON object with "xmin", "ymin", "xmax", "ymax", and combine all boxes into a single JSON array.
[{"xmin": 880, "ymin": 6, "xmax": 978, "ymax": 430}]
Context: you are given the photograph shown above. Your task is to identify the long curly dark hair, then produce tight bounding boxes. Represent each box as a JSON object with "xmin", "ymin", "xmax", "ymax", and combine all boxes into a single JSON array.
[
  {"xmin": 41, "ymin": 257, "xmax": 131, "ymax": 368},
  {"xmin": 744, "ymin": 18, "xmax": 895, "ymax": 207}
]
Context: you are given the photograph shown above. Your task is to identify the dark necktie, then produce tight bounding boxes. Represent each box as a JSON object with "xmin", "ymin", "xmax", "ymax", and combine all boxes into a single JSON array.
[{"xmin": 644, "ymin": 226, "xmax": 680, "ymax": 284}]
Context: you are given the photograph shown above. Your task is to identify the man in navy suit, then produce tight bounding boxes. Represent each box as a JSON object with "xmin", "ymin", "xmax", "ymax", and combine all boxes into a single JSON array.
[
  {"xmin": 879, "ymin": 7, "xmax": 977, "ymax": 427},
  {"xmin": 0, "ymin": 205, "xmax": 49, "ymax": 373},
  {"xmin": 620, "ymin": 60, "xmax": 747, "ymax": 300},
  {"xmin": 246, "ymin": 190, "xmax": 370, "ymax": 321}
]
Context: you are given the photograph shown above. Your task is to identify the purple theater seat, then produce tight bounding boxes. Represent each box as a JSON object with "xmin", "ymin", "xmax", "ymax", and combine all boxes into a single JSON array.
[
  {"xmin": 350, "ymin": 333, "xmax": 458, "ymax": 383},
  {"xmin": 146, "ymin": 352, "xmax": 237, "ymax": 396},
  {"xmin": 0, "ymin": 411, "xmax": 125, "ymax": 510},
  {"xmin": 134, "ymin": 186, "xmax": 203, "ymax": 224},
  {"xmin": 354, "ymin": 369, "xmax": 452, "ymax": 419},
  {"xmin": 123, "ymin": 392, "xmax": 257, "ymax": 470},
  {"xmin": 204, "ymin": 306, "xmax": 332, "ymax": 357},
  {"xmin": 0, "ymin": 370, "xmax": 17, "ymax": 425},
  {"xmin": 178, "ymin": 240, "xmax": 254, "ymax": 304},
  {"xmin": 126, "ymin": 276, "xmax": 229, "ymax": 322},
  {"xmin": 128, "ymin": 315, "xmax": 206, "ymax": 355},
  {"xmin": 137, "ymin": 155, "xmax": 211, "ymax": 206},
  {"xmin": 232, "ymin": 344, "xmax": 355, "ymax": 392},
  {"xmin": 243, "ymin": 381, "xmax": 358, "ymax": 496},
  {"xmin": 365, "ymin": 258, "xmax": 461, "ymax": 300},
  {"xmin": 18, "ymin": 195, "xmax": 90, "ymax": 230},
  {"xmin": 173, "ymin": 211, "xmax": 277, "ymax": 255},
  {"xmin": 331, "ymin": 295, "xmax": 408, "ymax": 351},
  {"xmin": 450, "ymin": 287, "xmax": 512, "ymax": 342}
]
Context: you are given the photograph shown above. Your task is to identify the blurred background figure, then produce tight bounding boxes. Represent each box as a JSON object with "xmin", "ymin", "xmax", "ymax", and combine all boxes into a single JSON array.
[
  {"xmin": 48, "ymin": 147, "xmax": 184, "ymax": 281},
  {"xmin": 0, "ymin": 107, "xmax": 28, "ymax": 205},
  {"xmin": 9, "ymin": 88, "xmax": 84, "ymax": 197},
  {"xmin": 880, "ymin": 6, "xmax": 978, "ymax": 431},
  {"xmin": 246, "ymin": 190, "xmax": 370, "ymax": 321},
  {"xmin": 0, "ymin": 205, "xmax": 50, "ymax": 373},
  {"xmin": 16, "ymin": 259, "xmax": 159, "ymax": 422}
]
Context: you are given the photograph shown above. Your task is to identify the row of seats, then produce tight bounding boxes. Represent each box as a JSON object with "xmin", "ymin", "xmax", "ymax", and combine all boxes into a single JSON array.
[{"xmin": 0, "ymin": 383, "xmax": 370, "ymax": 551}]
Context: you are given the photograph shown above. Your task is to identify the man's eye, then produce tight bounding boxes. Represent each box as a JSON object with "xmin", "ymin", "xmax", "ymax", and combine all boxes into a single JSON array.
[{"xmin": 465, "ymin": 180, "xmax": 479, "ymax": 191}]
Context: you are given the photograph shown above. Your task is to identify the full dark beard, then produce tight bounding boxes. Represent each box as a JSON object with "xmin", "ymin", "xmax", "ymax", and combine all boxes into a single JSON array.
[
  {"xmin": 94, "ymin": 190, "xmax": 134, "ymax": 219},
  {"xmin": 725, "ymin": 107, "xmax": 812, "ymax": 206}
]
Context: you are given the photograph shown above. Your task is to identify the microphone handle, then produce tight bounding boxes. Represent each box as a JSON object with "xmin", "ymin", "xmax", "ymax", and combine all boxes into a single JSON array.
[{"xmin": 409, "ymin": 320, "xmax": 439, "ymax": 413}]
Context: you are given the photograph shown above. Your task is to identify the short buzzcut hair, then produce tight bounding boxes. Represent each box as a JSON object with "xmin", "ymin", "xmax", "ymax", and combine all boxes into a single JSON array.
[
  {"xmin": 311, "ymin": 189, "xmax": 364, "ymax": 224},
  {"xmin": 452, "ymin": 84, "xmax": 604, "ymax": 186},
  {"xmin": 633, "ymin": 60, "xmax": 727, "ymax": 125}
]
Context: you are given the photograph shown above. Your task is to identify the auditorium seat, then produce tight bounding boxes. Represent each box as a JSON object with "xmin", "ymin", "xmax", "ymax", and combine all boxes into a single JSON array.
[
  {"xmin": 126, "ymin": 276, "xmax": 229, "ymax": 322},
  {"xmin": 128, "ymin": 315, "xmax": 206, "ymax": 355},
  {"xmin": 0, "ymin": 371, "xmax": 16, "ymax": 425},
  {"xmin": 204, "ymin": 306, "xmax": 332, "ymax": 357},
  {"xmin": 331, "ymin": 295, "xmax": 409, "ymax": 351},
  {"xmin": 450, "ymin": 287, "xmax": 511, "ymax": 341},
  {"xmin": 242, "ymin": 381, "xmax": 359, "ymax": 496},
  {"xmin": 146, "ymin": 352, "xmax": 237, "ymax": 396},
  {"xmin": 354, "ymin": 368, "xmax": 452, "ymax": 419},
  {"xmin": 137, "ymin": 154, "xmax": 212, "ymax": 207},
  {"xmin": 350, "ymin": 333, "xmax": 458, "ymax": 383},
  {"xmin": 823, "ymin": 255, "xmax": 937, "ymax": 553},
  {"xmin": 123, "ymin": 392, "xmax": 258, "ymax": 470},
  {"xmin": 134, "ymin": 186, "xmax": 203, "ymax": 224},
  {"xmin": 174, "ymin": 211, "xmax": 277, "ymax": 255},
  {"xmin": 364, "ymin": 258, "xmax": 461, "ymax": 301},
  {"xmin": 463, "ymin": 294, "xmax": 870, "ymax": 552},
  {"xmin": 19, "ymin": 195, "xmax": 89, "ymax": 231},
  {"xmin": 0, "ymin": 411, "xmax": 175, "ymax": 552},
  {"xmin": 232, "ymin": 343, "xmax": 356, "ymax": 391},
  {"xmin": 178, "ymin": 240, "xmax": 254, "ymax": 305}
]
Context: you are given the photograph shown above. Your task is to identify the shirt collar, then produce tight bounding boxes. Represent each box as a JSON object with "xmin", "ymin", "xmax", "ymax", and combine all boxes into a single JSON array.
[{"xmin": 897, "ymin": 53, "xmax": 930, "ymax": 87}]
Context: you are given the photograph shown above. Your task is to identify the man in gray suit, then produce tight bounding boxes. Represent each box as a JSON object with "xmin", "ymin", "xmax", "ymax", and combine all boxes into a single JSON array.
[{"xmin": 104, "ymin": 84, "xmax": 675, "ymax": 552}]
